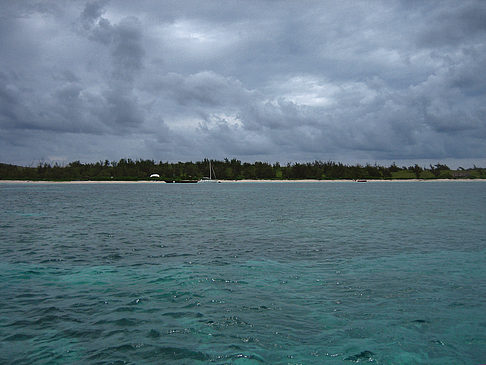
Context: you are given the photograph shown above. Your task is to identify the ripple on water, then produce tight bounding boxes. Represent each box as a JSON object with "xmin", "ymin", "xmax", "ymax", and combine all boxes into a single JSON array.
[{"xmin": 1, "ymin": 182, "xmax": 486, "ymax": 364}]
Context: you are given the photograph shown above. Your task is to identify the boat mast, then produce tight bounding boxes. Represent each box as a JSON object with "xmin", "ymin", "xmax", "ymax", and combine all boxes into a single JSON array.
[{"xmin": 209, "ymin": 160, "xmax": 212, "ymax": 180}]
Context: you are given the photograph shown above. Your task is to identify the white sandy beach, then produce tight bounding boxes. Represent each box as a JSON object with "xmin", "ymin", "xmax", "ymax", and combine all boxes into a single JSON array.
[
  {"xmin": 0, "ymin": 179, "xmax": 484, "ymax": 184},
  {"xmin": 0, "ymin": 180, "xmax": 168, "ymax": 184},
  {"xmin": 221, "ymin": 179, "xmax": 485, "ymax": 183}
]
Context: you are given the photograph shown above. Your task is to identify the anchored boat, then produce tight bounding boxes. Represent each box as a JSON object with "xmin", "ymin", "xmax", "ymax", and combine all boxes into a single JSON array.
[{"xmin": 198, "ymin": 160, "xmax": 219, "ymax": 183}]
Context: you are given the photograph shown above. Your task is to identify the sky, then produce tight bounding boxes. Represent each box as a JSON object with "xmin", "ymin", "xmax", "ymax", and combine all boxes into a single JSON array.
[{"xmin": 1, "ymin": 0, "xmax": 485, "ymax": 168}]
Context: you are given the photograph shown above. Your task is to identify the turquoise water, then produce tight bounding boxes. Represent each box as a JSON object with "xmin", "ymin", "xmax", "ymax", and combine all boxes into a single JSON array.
[{"xmin": 0, "ymin": 181, "xmax": 485, "ymax": 364}]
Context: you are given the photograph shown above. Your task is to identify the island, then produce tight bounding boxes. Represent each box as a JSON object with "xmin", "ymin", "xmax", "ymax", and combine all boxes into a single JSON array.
[{"xmin": 1, "ymin": 159, "xmax": 485, "ymax": 182}]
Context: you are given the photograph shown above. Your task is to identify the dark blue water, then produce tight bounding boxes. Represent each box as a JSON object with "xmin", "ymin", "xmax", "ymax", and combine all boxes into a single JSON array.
[{"xmin": 1, "ymin": 181, "xmax": 485, "ymax": 364}]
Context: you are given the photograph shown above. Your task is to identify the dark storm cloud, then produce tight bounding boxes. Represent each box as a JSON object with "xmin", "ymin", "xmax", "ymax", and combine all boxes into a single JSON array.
[
  {"xmin": 81, "ymin": 3, "xmax": 146, "ymax": 129},
  {"xmin": 416, "ymin": 1, "xmax": 486, "ymax": 47},
  {"xmin": 81, "ymin": 0, "xmax": 107, "ymax": 25},
  {"xmin": 0, "ymin": 0, "xmax": 485, "ymax": 166}
]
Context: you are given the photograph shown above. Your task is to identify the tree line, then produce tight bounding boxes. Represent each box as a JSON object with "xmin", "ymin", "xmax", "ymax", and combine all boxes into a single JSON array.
[{"xmin": 1, "ymin": 159, "xmax": 485, "ymax": 181}]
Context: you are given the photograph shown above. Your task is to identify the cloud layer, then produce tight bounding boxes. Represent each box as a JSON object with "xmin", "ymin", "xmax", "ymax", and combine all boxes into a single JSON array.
[{"xmin": 1, "ymin": 0, "xmax": 485, "ymax": 166}]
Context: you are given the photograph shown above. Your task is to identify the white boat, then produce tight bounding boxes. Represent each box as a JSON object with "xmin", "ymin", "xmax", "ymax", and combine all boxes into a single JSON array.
[{"xmin": 198, "ymin": 160, "xmax": 219, "ymax": 183}]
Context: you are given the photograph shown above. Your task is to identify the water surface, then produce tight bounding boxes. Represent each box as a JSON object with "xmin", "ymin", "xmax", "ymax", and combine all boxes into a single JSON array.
[{"xmin": 1, "ymin": 181, "xmax": 485, "ymax": 364}]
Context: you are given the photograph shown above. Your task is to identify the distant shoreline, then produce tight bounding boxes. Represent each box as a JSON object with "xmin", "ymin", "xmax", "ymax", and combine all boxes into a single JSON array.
[{"xmin": 1, "ymin": 179, "xmax": 485, "ymax": 184}]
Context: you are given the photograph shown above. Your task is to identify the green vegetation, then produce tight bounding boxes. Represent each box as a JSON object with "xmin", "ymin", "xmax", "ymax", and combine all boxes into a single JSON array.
[
  {"xmin": 391, "ymin": 170, "xmax": 416, "ymax": 179},
  {"xmin": 0, "ymin": 160, "xmax": 485, "ymax": 181}
]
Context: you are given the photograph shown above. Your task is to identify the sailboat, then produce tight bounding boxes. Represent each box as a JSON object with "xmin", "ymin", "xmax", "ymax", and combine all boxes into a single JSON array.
[{"xmin": 198, "ymin": 160, "xmax": 218, "ymax": 183}]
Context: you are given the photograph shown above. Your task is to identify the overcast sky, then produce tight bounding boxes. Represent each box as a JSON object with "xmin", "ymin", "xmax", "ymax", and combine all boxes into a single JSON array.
[{"xmin": 1, "ymin": 0, "xmax": 485, "ymax": 167}]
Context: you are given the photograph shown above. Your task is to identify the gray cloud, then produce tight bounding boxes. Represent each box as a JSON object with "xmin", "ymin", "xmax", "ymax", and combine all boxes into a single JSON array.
[
  {"xmin": 81, "ymin": 0, "xmax": 108, "ymax": 26},
  {"xmin": 0, "ymin": 0, "xmax": 485, "ymax": 167},
  {"xmin": 416, "ymin": 1, "xmax": 486, "ymax": 47}
]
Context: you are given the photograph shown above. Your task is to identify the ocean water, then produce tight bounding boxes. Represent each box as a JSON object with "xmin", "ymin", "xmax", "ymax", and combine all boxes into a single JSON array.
[{"xmin": 0, "ymin": 181, "xmax": 485, "ymax": 364}]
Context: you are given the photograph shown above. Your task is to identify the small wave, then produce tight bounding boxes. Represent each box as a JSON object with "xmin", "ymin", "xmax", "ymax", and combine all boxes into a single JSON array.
[
  {"xmin": 113, "ymin": 318, "xmax": 139, "ymax": 326},
  {"xmin": 225, "ymin": 352, "xmax": 265, "ymax": 363},
  {"xmin": 344, "ymin": 350, "xmax": 375, "ymax": 362},
  {"xmin": 103, "ymin": 254, "xmax": 123, "ymax": 261},
  {"xmin": 88, "ymin": 344, "xmax": 211, "ymax": 362},
  {"xmin": 3, "ymin": 333, "xmax": 35, "ymax": 341},
  {"xmin": 163, "ymin": 311, "xmax": 204, "ymax": 318}
]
